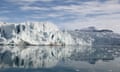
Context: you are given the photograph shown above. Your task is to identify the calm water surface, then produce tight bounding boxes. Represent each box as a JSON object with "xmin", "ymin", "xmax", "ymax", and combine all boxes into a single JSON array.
[{"xmin": 0, "ymin": 45, "xmax": 120, "ymax": 72}]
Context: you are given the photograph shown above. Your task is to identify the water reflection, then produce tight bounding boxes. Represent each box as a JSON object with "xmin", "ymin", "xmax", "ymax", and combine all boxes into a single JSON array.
[
  {"xmin": 70, "ymin": 46, "xmax": 120, "ymax": 64},
  {"xmin": 0, "ymin": 45, "xmax": 120, "ymax": 69}
]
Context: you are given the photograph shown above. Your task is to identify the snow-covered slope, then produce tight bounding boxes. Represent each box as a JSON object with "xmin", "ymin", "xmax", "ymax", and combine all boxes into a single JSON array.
[{"xmin": 0, "ymin": 22, "xmax": 74, "ymax": 45}]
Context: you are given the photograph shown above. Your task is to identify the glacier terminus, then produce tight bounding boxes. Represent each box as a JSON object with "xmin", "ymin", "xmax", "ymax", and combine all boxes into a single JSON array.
[{"xmin": 0, "ymin": 22, "xmax": 120, "ymax": 46}]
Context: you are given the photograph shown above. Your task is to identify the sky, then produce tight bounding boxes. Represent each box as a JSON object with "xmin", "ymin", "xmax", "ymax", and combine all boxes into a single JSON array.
[{"xmin": 0, "ymin": 0, "xmax": 120, "ymax": 33}]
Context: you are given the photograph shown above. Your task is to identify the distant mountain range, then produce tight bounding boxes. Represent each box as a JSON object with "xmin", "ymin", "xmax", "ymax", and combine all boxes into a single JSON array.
[
  {"xmin": 75, "ymin": 26, "xmax": 113, "ymax": 32},
  {"xmin": 68, "ymin": 26, "xmax": 120, "ymax": 45}
]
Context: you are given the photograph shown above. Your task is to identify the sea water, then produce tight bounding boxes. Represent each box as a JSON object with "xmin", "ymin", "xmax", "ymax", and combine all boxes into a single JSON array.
[{"xmin": 0, "ymin": 45, "xmax": 120, "ymax": 72}]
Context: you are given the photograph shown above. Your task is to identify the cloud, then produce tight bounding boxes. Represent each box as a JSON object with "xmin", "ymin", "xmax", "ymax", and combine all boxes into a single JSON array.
[
  {"xmin": 5, "ymin": 0, "xmax": 37, "ymax": 5},
  {"xmin": 6, "ymin": 0, "xmax": 53, "ymax": 11},
  {"xmin": 2, "ymin": 0, "xmax": 120, "ymax": 33},
  {"xmin": 56, "ymin": 0, "xmax": 120, "ymax": 33},
  {"xmin": 52, "ymin": 0, "xmax": 120, "ymax": 15},
  {"xmin": 6, "ymin": 0, "xmax": 53, "ymax": 4},
  {"xmin": 0, "ymin": 17, "xmax": 9, "ymax": 21},
  {"xmin": 59, "ymin": 12, "xmax": 120, "ymax": 33},
  {"xmin": 26, "ymin": 13, "xmax": 64, "ymax": 19},
  {"xmin": 0, "ymin": 10, "xmax": 11, "ymax": 14},
  {"xmin": 47, "ymin": 13, "xmax": 64, "ymax": 17},
  {"xmin": 7, "ymin": 0, "xmax": 53, "ymax": 3},
  {"xmin": 20, "ymin": 6, "xmax": 48, "ymax": 11}
]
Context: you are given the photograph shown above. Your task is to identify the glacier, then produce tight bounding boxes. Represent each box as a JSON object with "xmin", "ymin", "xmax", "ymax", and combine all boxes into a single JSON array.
[
  {"xmin": 0, "ymin": 22, "xmax": 75, "ymax": 45},
  {"xmin": 0, "ymin": 22, "xmax": 120, "ymax": 46}
]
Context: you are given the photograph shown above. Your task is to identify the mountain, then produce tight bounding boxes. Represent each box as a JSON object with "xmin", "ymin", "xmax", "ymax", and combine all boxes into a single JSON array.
[
  {"xmin": 77, "ymin": 26, "xmax": 113, "ymax": 32},
  {"xmin": 68, "ymin": 27, "xmax": 120, "ymax": 45}
]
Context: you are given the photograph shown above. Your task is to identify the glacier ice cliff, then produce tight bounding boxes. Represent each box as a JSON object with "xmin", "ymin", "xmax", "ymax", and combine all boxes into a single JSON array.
[
  {"xmin": 0, "ymin": 22, "xmax": 75, "ymax": 45},
  {"xmin": 0, "ymin": 22, "xmax": 120, "ymax": 45}
]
